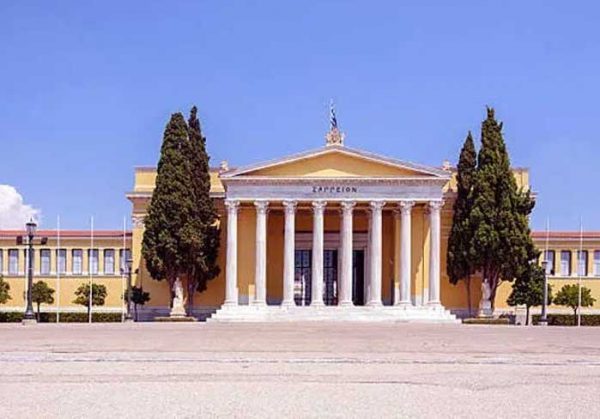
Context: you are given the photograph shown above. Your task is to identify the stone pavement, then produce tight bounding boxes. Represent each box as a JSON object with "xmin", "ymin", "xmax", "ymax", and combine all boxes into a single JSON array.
[{"xmin": 0, "ymin": 322, "xmax": 599, "ymax": 418}]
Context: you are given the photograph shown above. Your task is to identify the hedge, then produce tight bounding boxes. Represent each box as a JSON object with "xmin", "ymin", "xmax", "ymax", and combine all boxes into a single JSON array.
[
  {"xmin": 532, "ymin": 314, "xmax": 600, "ymax": 326},
  {"xmin": 0, "ymin": 312, "xmax": 123, "ymax": 323}
]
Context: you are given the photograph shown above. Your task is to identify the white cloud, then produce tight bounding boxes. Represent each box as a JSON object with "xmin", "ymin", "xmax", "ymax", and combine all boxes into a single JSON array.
[{"xmin": 0, "ymin": 185, "xmax": 41, "ymax": 229}]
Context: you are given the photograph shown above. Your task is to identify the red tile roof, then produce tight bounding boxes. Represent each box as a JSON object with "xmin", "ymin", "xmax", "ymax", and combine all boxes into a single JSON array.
[
  {"xmin": 531, "ymin": 231, "xmax": 600, "ymax": 239},
  {"xmin": 0, "ymin": 230, "xmax": 131, "ymax": 238}
]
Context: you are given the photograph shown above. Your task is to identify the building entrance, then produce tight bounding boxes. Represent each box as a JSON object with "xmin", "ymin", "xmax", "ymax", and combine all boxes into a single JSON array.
[{"xmin": 293, "ymin": 249, "xmax": 364, "ymax": 306}]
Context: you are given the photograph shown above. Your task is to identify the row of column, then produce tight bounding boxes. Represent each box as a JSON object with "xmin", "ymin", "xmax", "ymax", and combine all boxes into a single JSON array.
[{"xmin": 224, "ymin": 199, "xmax": 443, "ymax": 308}]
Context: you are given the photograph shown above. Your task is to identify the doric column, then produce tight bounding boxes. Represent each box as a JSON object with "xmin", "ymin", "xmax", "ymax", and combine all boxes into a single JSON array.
[
  {"xmin": 282, "ymin": 200, "xmax": 297, "ymax": 306},
  {"xmin": 253, "ymin": 201, "xmax": 269, "ymax": 306},
  {"xmin": 367, "ymin": 201, "xmax": 385, "ymax": 306},
  {"xmin": 397, "ymin": 200, "xmax": 415, "ymax": 307},
  {"xmin": 339, "ymin": 201, "xmax": 355, "ymax": 306},
  {"xmin": 224, "ymin": 200, "xmax": 240, "ymax": 306},
  {"xmin": 311, "ymin": 201, "xmax": 327, "ymax": 307},
  {"xmin": 428, "ymin": 200, "xmax": 443, "ymax": 307}
]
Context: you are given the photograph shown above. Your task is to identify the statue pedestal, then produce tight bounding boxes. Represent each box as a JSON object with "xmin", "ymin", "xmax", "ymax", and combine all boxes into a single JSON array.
[
  {"xmin": 170, "ymin": 304, "xmax": 186, "ymax": 318},
  {"xmin": 478, "ymin": 300, "xmax": 493, "ymax": 318}
]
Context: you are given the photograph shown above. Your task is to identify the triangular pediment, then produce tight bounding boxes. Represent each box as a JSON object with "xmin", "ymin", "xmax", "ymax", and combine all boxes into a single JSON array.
[{"xmin": 221, "ymin": 145, "xmax": 448, "ymax": 179}]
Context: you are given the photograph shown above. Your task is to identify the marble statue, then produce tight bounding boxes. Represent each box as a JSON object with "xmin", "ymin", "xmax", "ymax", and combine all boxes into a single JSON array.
[
  {"xmin": 478, "ymin": 279, "xmax": 493, "ymax": 318},
  {"xmin": 170, "ymin": 277, "xmax": 186, "ymax": 318}
]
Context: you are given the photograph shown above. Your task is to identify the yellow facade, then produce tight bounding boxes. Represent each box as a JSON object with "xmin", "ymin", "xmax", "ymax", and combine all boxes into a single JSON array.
[{"xmin": 0, "ymin": 231, "xmax": 131, "ymax": 313}]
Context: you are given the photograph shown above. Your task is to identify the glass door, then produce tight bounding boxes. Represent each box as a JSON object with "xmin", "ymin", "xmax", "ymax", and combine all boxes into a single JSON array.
[
  {"xmin": 323, "ymin": 250, "xmax": 338, "ymax": 305},
  {"xmin": 294, "ymin": 250, "xmax": 312, "ymax": 306}
]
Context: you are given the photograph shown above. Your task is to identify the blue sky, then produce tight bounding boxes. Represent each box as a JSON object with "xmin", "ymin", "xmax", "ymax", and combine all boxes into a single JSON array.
[{"xmin": 1, "ymin": 1, "xmax": 599, "ymax": 231}]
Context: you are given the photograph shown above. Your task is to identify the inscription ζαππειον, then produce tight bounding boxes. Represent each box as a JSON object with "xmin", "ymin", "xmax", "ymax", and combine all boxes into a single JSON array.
[{"xmin": 311, "ymin": 186, "xmax": 358, "ymax": 194}]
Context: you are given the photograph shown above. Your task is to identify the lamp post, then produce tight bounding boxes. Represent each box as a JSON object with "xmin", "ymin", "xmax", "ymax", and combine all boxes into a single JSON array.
[
  {"xmin": 539, "ymin": 260, "xmax": 549, "ymax": 326},
  {"xmin": 23, "ymin": 220, "xmax": 37, "ymax": 324},
  {"xmin": 125, "ymin": 258, "xmax": 134, "ymax": 322}
]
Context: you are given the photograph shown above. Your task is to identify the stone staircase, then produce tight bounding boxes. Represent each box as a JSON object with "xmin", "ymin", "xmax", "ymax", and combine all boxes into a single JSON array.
[{"xmin": 207, "ymin": 305, "xmax": 459, "ymax": 323}]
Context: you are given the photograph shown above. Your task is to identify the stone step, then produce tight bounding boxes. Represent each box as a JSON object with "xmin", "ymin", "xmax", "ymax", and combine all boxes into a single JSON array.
[{"xmin": 208, "ymin": 306, "xmax": 459, "ymax": 324}]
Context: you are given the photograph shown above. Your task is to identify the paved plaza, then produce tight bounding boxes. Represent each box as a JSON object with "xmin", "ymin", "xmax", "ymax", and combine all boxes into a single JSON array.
[{"xmin": 0, "ymin": 322, "xmax": 599, "ymax": 418}]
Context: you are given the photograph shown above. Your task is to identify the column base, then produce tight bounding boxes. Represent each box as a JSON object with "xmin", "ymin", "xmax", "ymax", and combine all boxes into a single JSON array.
[
  {"xmin": 252, "ymin": 300, "xmax": 266, "ymax": 307},
  {"xmin": 21, "ymin": 318, "xmax": 37, "ymax": 325},
  {"xmin": 223, "ymin": 300, "xmax": 238, "ymax": 307},
  {"xmin": 427, "ymin": 301, "xmax": 443, "ymax": 311},
  {"xmin": 366, "ymin": 300, "xmax": 383, "ymax": 307},
  {"xmin": 339, "ymin": 300, "xmax": 354, "ymax": 307},
  {"xmin": 310, "ymin": 300, "xmax": 325, "ymax": 308},
  {"xmin": 281, "ymin": 300, "xmax": 295, "ymax": 308},
  {"xmin": 395, "ymin": 301, "xmax": 413, "ymax": 309}
]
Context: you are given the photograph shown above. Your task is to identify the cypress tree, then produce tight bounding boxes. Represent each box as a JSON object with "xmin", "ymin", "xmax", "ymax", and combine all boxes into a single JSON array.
[
  {"xmin": 142, "ymin": 113, "xmax": 194, "ymax": 301},
  {"xmin": 181, "ymin": 106, "xmax": 221, "ymax": 315},
  {"xmin": 447, "ymin": 132, "xmax": 477, "ymax": 316},
  {"xmin": 470, "ymin": 108, "xmax": 536, "ymax": 307}
]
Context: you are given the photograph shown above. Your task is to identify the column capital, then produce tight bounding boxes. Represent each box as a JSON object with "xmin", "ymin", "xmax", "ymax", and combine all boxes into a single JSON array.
[
  {"xmin": 341, "ymin": 200, "xmax": 356, "ymax": 214},
  {"xmin": 429, "ymin": 200, "xmax": 444, "ymax": 211},
  {"xmin": 283, "ymin": 200, "xmax": 297, "ymax": 215},
  {"xmin": 312, "ymin": 200, "xmax": 327, "ymax": 213},
  {"xmin": 399, "ymin": 200, "xmax": 415, "ymax": 213},
  {"xmin": 254, "ymin": 200, "xmax": 269, "ymax": 215},
  {"xmin": 369, "ymin": 201, "xmax": 386, "ymax": 211},
  {"xmin": 225, "ymin": 199, "xmax": 240, "ymax": 214}
]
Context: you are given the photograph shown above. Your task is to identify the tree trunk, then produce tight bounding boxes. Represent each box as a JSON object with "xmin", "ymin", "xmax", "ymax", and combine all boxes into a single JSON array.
[
  {"xmin": 134, "ymin": 303, "xmax": 138, "ymax": 321},
  {"xmin": 574, "ymin": 308, "xmax": 578, "ymax": 326},
  {"xmin": 167, "ymin": 276, "xmax": 176, "ymax": 308},
  {"xmin": 465, "ymin": 276, "xmax": 472, "ymax": 317},
  {"xmin": 525, "ymin": 306, "xmax": 530, "ymax": 326}
]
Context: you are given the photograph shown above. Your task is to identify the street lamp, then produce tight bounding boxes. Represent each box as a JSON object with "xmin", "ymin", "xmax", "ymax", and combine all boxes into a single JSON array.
[
  {"xmin": 539, "ymin": 260, "xmax": 549, "ymax": 326},
  {"xmin": 23, "ymin": 219, "xmax": 38, "ymax": 324},
  {"xmin": 125, "ymin": 257, "xmax": 134, "ymax": 322}
]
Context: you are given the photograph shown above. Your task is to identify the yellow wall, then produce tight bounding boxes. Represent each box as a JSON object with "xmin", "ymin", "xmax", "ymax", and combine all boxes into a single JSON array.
[
  {"xmin": 0, "ymin": 234, "xmax": 130, "ymax": 312},
  {"xmin": 247, "ymin": 152, "xmax": 430, "ymax": 178}
]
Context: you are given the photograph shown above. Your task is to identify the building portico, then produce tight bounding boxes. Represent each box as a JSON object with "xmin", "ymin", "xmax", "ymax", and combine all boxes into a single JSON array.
[{"xmin": 210, "ymin": 134, "xmax": 457, "ymax": 322}]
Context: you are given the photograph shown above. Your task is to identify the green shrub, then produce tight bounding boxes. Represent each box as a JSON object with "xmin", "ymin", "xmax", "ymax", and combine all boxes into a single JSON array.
[
  {"xmin": 0, "ymin": 312, "xmax": 122, "ymax": 323},
  {"xmin": 532, "ymin": 314, "xmax": 600, "ymax": 326}
]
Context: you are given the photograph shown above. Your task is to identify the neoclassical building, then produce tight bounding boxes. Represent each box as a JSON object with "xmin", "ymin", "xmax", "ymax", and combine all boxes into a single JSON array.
[
  {"xmin": 126, "ymin": 127, "xmax": 523, "ymax": 322},
  {"xmin": 2, "ymin": 127, "xmax": 600, "ymax": 321}
]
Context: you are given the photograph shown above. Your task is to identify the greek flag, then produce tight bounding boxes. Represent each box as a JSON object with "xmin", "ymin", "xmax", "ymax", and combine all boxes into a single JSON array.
[{"xmin": 329, "ymin": 101, "xmax": 338, "ymax": 130}]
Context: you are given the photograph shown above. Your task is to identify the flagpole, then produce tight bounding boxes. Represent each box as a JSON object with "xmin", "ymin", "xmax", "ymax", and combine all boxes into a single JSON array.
[
  {"xmin": 578, "ymin": 217, "xmax": 583, "ymax": 327},
  {"xmin": 539, "ymin": 217, "xmax": 550, "ymax": 326},
  {"xmin": 121, "ymin": 216, "xmax": 126, "ymax": 323},
  {"xmin": 56, "ymin": 215, "xmax": 61, "ymax": 323},
  {"xmin": 89, "ymin": 216, "xmax": 94, "ymax": 324}
]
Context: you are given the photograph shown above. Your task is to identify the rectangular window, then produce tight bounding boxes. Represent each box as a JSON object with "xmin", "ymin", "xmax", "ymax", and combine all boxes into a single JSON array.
[
  {"xmin": 104, "ymin": 249, "xmax": 115, "ymax": 275},
  {"xmin": 72, "ymin": 249, "xmax": 83, "ymax": 275},
  {"xmin": 119, "ymin": 249, "xmax": 131, "ymax": 273},
  {"xmin": 560, "ymin": 250, "xmax": 571, "ymax": 276},
  {"xmin": 577, "ymin": 250, "xmax": 588, "ymax": 276},
  {"xmin": 40, "ymin": 249, "xmax": 51, "ymax": 275},
  {"xmin": 88, "ymin": 249, "xmax": 99, "ymax": 275},
  {"xmin": 544, "ymin": 250, "xmax": 555, "ymax": 275},
  {"xmin": 57, "ymin": 249, "xmax": 67, "ymax": 275},
  {"xmin": 594, "ymin": 251, "xmax": 600, "ymax": 277},
  {"xmin": 8, "ymin": 249, "xmax": 18, "ymax": 275}
]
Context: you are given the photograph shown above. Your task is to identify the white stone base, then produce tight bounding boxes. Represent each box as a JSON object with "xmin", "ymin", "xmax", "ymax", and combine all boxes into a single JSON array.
[{"xmin": 208, "ymin": 305, "xmax": 459, "ymax": 324}]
